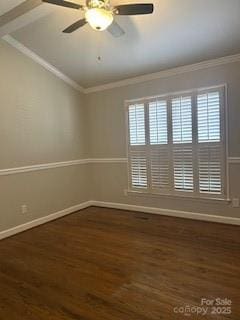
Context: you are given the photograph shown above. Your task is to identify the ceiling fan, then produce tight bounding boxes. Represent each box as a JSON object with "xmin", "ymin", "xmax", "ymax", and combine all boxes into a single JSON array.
[{"xmin": 42, "ymin": 0, "xmax": 154, "ymax": 37}]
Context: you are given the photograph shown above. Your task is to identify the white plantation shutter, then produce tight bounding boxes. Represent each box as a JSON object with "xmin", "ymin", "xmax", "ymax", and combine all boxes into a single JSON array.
[
  {"xmin": 149, "ymin": 100, "xmax": 168, "ymax": 144},
  {"xmin": 150, "ymin": 146, "xmax": 170, "ymax": 190},
  {"xmin": 172, "ymin": 96, "xmax": 192, "ymax": 143},
  {"xmin": 128, "ymin": 103, "xmax": 147, "ymax": 189},
  {"xmin": 128, "ymin": 104, "xmax": 145, "ymax": 145},
  {"xmin": 130, "ymin": 151, "xmax": 147, "ymax": 188},
  {"xmin": 197, "ymin": 92, "xmax": 220, "ymax": 143},
  {"xmin": 127, "ymin": 85, "xmax": 226, "ymax": 199},
  {"xmin": 148, "ymin": 99, "xmax": 170, "ymax": 191},
  {"xmin": 172, "ymin": 95, "xmax": 193, "ymax": 192},
  {"xmin": 197, "ymin": 90, "xmax": 223, "ymax": 195},
  {"xmin": 198, "ymin": 144, "xmax": 222, "ymax": 194},
  {"xmin": 173, "ymin": 146, "xmax": 193, "ymax": 191}
]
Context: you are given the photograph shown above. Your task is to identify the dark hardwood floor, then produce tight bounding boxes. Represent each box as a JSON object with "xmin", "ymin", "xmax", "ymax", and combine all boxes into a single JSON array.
[{"xmin": 0, "ymin": 207, "xmax": 239, "ymax": 319}]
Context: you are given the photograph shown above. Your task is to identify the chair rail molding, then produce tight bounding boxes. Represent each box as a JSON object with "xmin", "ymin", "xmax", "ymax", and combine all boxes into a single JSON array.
[
  {"xmin": 228, "ymin": 157, "xmax": 240, "ymax": 164},
  {"xmin": 0, "ymin": 158, "xmax": 128, "ymax": 176},
  {"xmin": 2, "ymin": 157, "xmax": 240, "ymax": 176}
]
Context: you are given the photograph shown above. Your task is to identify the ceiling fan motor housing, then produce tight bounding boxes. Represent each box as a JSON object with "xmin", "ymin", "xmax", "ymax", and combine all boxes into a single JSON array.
[{"xmin": 87, "ymin": 0, "xmax": 108, "ymax": 9}]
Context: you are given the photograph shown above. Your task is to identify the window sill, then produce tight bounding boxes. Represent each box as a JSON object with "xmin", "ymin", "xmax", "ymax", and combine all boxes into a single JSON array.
[{"xmin": 125, "ymin": 189, "xmax": 231, "ymax": 204}]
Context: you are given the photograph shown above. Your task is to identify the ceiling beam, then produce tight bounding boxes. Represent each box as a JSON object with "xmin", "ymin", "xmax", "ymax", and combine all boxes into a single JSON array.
[
  {"xmin": 0, "ymin": 0, "xmax": 55, "ymax": 38},
  {"xmin": 0, "ymin": 0, "xmax": 42, "ymax": 28}
]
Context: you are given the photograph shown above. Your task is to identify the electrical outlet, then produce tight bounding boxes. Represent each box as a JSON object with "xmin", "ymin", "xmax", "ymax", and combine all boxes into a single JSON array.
[
  {"xmin": 124, "ymin": 189, "xmax": 128, "ymax": 196},
  {"xmin": 21, "ymin": 205, "xmax": 28, "ymax": 214},
  {"xmin": 232, "ymin": 198, "xmax": 239, "ymax": 208}
]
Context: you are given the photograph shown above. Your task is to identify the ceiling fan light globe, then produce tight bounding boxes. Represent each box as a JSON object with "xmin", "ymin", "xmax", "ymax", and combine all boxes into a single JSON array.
[{"xmin": 85, "ymin": 8, "xmax": 113, "ymax": 31}]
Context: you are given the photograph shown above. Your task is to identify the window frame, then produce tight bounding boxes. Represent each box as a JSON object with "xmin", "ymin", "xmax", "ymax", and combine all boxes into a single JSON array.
[{"xmin": 125, "ymin": 84, "xmax": 228, "ymax": 201}]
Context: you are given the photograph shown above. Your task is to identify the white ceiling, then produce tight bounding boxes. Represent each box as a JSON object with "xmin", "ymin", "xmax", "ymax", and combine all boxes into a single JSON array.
[{"xmin": 4, "ymin": 0, "xmax": 240, "ymax": 88}]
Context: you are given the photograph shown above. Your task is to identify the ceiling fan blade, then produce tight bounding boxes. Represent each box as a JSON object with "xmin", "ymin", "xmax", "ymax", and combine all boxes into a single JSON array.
[
  {"xmin": 107, "ymin": 21, "xmax": 125, "ymax": 38},
  {"xmin": 115, "ymin": 3, "xmax": 153, "ymax": 15},
  {"xmin": 63, "ymin": 18, "xmax": 87, "ymax": 33},
  {"xmin": 42, "ymin": 0, "xmax": 82, "ymax": 9}
]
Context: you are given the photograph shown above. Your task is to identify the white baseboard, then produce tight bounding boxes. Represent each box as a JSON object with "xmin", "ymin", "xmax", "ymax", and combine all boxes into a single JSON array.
[
  {"xmin": 0, "ymin": 200, "xmax": 239, "ymax": 241},
  {"xmin": 0, "ymin": 201, "xmax": 91, "ymax": 241},
  {"xmin": 90, "ymin": 201, "xmax": 240, "ymax": 226}
]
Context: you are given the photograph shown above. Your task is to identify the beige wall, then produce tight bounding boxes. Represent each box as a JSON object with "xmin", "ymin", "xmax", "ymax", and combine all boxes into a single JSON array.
[
  {"xmin": 86, "ymin": 61, "xmax": 240, "ymax": 219},
  {"xmin": 0, "ymin": 40, "xmax": 88, "ymax": 231},
  {"xmin": 1, "ymin": 38, "xmax": 240, "ymax": 233}
]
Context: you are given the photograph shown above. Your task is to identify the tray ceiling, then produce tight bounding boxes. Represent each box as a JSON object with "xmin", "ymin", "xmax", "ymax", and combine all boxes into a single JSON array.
[{"xmin": 2, "ymin": 0, "xmax": 240, "ymax": 88}]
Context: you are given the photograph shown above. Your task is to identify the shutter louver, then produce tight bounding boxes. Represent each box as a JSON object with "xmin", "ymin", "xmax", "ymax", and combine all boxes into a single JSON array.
[
  {"xmin": 130, "ymin": 151, "xmax": 147, "ymax": 188},
  {"xmin": 150, "ymin": 147, "xmax": 170, "ymax": 190},
  {"xmin": 149, "ymin": 100, "xmax": 168, "ymax": 145},
  {"xmin": 128, "ymin": 104, "xmax": 145, "ymax": 145},
  {"xmin": 173, "ymin": 146, "xmax": 193, "ymax": 191},
  {"xmin": 172, "ymin": 96, "xmax": 192, "ymax": 144},
  {"xmin": 197, "ymin": 92, "xmax": 220, "ymax": 143},
  {"xmin": 198, "ymin": 144, "xmax": 222, "ymax": 194}
]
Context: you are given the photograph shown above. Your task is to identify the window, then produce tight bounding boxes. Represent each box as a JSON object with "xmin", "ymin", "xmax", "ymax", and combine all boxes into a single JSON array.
[{"xmin": 127, "ymin": 86, "xmax": 226, "ymax": 199}]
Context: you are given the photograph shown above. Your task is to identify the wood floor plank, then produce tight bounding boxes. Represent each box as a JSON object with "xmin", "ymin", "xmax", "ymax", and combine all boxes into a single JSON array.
[{"xmin": 0, "ymin": 206, "xmax": 239, "ymax": 319}]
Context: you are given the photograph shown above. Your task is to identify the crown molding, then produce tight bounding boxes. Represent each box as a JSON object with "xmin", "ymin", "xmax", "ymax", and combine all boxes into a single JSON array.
[
  {"xmin": 84, "ymin": 53, "xmax": 240, "ymax": 94},
  {"xmin": 3, "ymin": 35, "xmax": 84, "ymax": 93},
  {"xmin": 3, "ymin": 34, "xmax": 240, "ymax": 95}
]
